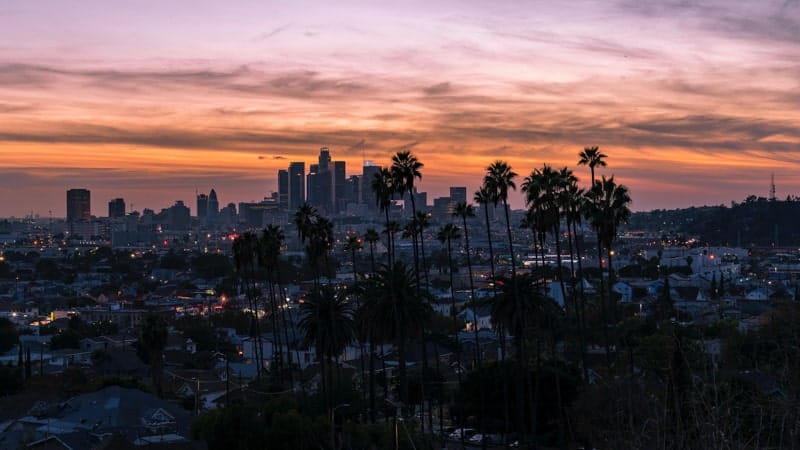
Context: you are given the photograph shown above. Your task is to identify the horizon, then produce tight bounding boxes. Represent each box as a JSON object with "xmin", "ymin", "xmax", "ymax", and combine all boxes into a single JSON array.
[{"xmin": 2, "ymin": 1, "xmax": 799, "ymax": 217}]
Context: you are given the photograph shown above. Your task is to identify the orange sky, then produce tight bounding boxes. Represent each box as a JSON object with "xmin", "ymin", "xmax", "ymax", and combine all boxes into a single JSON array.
[{"xmin": 1, "ymin": 0, "xmax": 799, "ymax": 217}]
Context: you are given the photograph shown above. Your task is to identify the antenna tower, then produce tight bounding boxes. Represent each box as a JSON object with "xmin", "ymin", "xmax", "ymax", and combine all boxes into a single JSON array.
[{"xmin": 770, "ymin": 173, "xmax": 776, "ymax": 201}]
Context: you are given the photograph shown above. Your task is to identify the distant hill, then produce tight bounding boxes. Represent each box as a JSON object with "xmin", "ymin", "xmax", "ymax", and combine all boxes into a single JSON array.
[{"xmin": 629, "ymin": 197, "xmax": 800, "ymax": 246}]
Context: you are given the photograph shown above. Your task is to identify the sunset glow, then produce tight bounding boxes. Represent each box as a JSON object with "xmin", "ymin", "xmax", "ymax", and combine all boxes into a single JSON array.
[{"xmin": 2, "ymin": 0, "xmax": 799, "ymax": 216}]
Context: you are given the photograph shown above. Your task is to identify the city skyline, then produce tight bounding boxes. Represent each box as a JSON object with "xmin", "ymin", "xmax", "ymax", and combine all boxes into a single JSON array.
[{"xmin": 1, "ymin": 1, "xmax": 799, "ymax": 217}]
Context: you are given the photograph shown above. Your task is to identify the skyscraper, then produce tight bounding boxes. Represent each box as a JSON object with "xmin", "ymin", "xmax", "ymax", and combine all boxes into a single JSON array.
[
  {"xmin": 196, "ymin": 193, "xmax": 208, "ymax": 220},
  {"xmin": 361, "ymin": 162, "xmax": 380, "ymax": 210},
  {"xmin": 334, "ymin": 160, "xmax": 346, "ymax": 212},
  {"xmin": 449, "ymin": 186, "xmax": 467, "ymax": 205},
  {"xmin": 288, "ymin": 162, "xmax": 305, "ymax": 211},
  {"xmin": 207, "ymin": 189, "xmax": 219, "ymax": 224},
  {"xmin": 278, "ymin": 169, "xmax": 289, "ymax": 210},
  {"xmin": 108, "ymin": 198, "xmax": 125, "ymax": 218},
  {"xmin": 66, "ymin": 189, "xmax": 91, "ymax": 221}
]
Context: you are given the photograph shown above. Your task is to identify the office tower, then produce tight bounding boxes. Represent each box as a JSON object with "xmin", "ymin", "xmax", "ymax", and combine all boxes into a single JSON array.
[
  {"xmin": 207, "ymin": 189, "xmax": 219, "ymax": 224},
  {"xmin": 333, "ymin": 160, "xmax": 346, "ymax": 213},
  {"xmin": 197, "ymin": 193, "xmax": 208, "ymax": 220},
  {"xmin": 108, "ymin": 198, "xmax": 125, "ymax": 218},
  {"xmin": 288, "ymin": 162, "xmax": 305, "ymax": 211},
  {"xmin": 307, "ymin": 147, "xmax": 339, "ymax": 213},
  {"xmin": 319, "ymin": 147, "xmax": 331, "ymax": 171},
  {"xmin": 361, "ymin": 162, "xmax": 380, "ymax": 210},
  {"xmin": 220, "ymin": 202, "xmax": 237, "ymax": 226},
  {"xmin": 345, "ymin": 175, "xmax": 361, "ymax": 206},
  {"xmin": 278, "ymin": 169, "xmax": 289, "ymax": 210},
  {"xmin": 66, "ymin": 188, "xmax": 91, "ymax": 221},
  {"xmin": 167, "ymin": 200, "xmax": 191, "ymax": 229},
  {"xmin": 450, "ymin": 186, "xmax": 467, "ymax": 205}
]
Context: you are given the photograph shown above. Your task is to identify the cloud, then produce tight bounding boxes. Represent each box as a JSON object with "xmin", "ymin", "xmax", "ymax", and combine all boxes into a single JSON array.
[
  {"xmin": 253, "ymin": 24, "xmax": 291, "ymax": 41},
  {"xmin": 423, "ymin": 81, "xmax": 452, "ymax": 96}
]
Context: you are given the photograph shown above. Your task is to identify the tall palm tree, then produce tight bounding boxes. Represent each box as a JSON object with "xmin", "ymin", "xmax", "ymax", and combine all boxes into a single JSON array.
[
  {"xmin": 361, "ymin": 261, "xmax": 431, "ymax": 407},
  {"xmin": 475, "ymin": 184, "xmax": 510, "ymax": 437},
  {"xmin": 384, "ymin": 220, "xmax": 401, "ymax": 264},
  {"xmin": 562, "ymin": 179, "xmax": 590, "ymax": 380},
  {"xmin": 484, "ymin": 161, "xmax": 518, "ymax": 282},
  {"xmin": 364, "ymin": 228, "xmax": 380, "ymax": 274},
  {"xmin": 390, "ymin": 151, "xmax": 424, "ymax": 227},
  {"xmin": 391, "ymin": 151, "xmax": 424, "ymax": 282},
  {"xmin": 436, "ymin": 223, "xmax": 461, "ymax": 329},
  {"xmin": 298, "ymin": 285, "xmax": 355, "ymax": 414},
  {"xmin": 578, "ymin": 146, "xmax": 607, "ymax": 185},
  {"xmin": 293, "ymin": 202, "xmax": 316, "ymax": 242},
  {"xmin": 523, "ymin": 165, "xmax": 569, "ymax": 310},
  {"xmin": 259, "ymin": 225, "xmax": 286, "ymax": 375},
  {"xmin": 390, "ymin": 151, "xmax": 429, "ymax": 427},
  {"xmin": 300, "ymin": 213, "xmax": 334, "ymax": 287},
  {"xmin": 585, "ymin": 175, "xmax": 632, "ymax": 363},
  {"xmin": 474, "ymin": 186, "xmax": 498, "ymax": 292},
  {"xmin": 453, "ymin": 201, "xmax": 487, "ymax": 444},
  {"xmin": 490, "ymin": 273, "xmax": 540, "ymax": 441},
  {"xmin": 371, "ymin": 168, "xmax": 395, "ymax": 264},
  {"xmin": 414, "ymin": 210, "xmax": 432, "ymax": 288},
  {"xmin": 233, "ymin": 232, "xmax": 265, "ymax": 378}
]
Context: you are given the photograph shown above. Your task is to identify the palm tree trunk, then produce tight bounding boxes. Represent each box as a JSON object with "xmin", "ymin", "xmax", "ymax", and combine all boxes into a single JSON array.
[
  {"xmin": 464, "ymin": 217, "xmax": 486, "ymax": 447},
  {"xmin": 569, "ymin": 218, "xmax": 589, "ymax": 381},
  {"xmin": 485, "ymin": 203, "xmax": 510, "ymax": 437},
  {"xmin": 596, "ymin": 232, "xmax": 611, "ymax": 368}
]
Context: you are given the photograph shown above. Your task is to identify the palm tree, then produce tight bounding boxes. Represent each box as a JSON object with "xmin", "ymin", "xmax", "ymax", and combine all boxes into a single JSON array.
[
  {"xmin": 475, "ymin": 184, "xmax": 510, "ymax": 436},
  {"xmin": 259, "ymin": 225, "xmax": 286, "ymax": 375},
  {"xmin": 293, "ymin": 202, "xmax": 317, "ymax": 242},
  {"xmin": 484, "ymin": 161, "xmax": 518, "ymax": 282},
  {"xmin": 523, "ymin": 165, "xmax": 569, "ymax": 310},
  {"xmin": 361, "ymin": 261, "xmax": 431, "ymax": 407},
  {"xmin": 298, "ymin": 285, "xmax": 355, "ymax": 414},
  {"xmin": 371, "ymin": 168, "xmax": 395, "ymax": 264},
  {"xmin": 489, "ymin": 273, "xmax": 537, "ymax": 440},
  {"xmin": 473, "ymin": 186, "xmax": 498, "ymax": 292},
  {"xmin": 233, "ymin": 232, "xmax": 265, "ymax": 378},
  {"xmin": 453, "ymin": 201, "xmax": 487, "ymax": 443},
  {"xmin": 390, "ymin": 151, "xmax": 424, "ymax": 225},
  {"xmin": 578, "ymin": 146, "xmax": 607, "ymax": 185},
  {"xmin": 391, "ymin": 151, "xmax": 424, "ymax": 282},
  {"xmin": 562, "ymin": 179, "xmax": 590, "ymax": 380},
  {"xmin": 584, "ymin": 175, "xmax": 632, "ymax": 363},
  {"xmin": 414, "ymin": 210, "xmax": 432, "ymax": 288},
  {"xmin": 436, "ymin": 223, "xmax": 461, "ymax": 329},
  {"xmin": 298, "ymin": 212, "xmax": 334, "ymax": 287},
  {"xmin": 364, "ymin": 228, "xmax": 380, "ymax": 274}
]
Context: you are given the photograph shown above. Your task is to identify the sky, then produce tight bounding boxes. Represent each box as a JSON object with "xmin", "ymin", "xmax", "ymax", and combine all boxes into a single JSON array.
[{"xmin": 1, "ymin": 0, "xmax": 799, "ymax": 217}]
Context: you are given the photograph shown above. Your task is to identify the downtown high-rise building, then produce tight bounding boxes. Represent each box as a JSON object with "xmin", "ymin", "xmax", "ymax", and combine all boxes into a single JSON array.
[
  {"xmin": 66, "ymin": 188, "xmax": 91, "ymax": 221},
  {"xmin": 306, "ymin": 147, "xmax": 345, "ymax": 214},
  {"xmin": 333, "ymin": 161, "xmax": 346, "ymax": 212},
  {"xmin": 207, "ymin": 189, "xmax": 219, "ymax": 225},
  {"xmin": 278, "ymin": 169, "xmax": 289, "ymax": 210},
  {"xmin": 196, "ymin": 193, "xmax": 209, "ymax": 219},
  {"xmin": 361, "ymin": 162, "xmax": 380, "ymax": 210},
  {"xmin": 108, "ymin": 198, "xmax": 126, "ymax": 218},
  {"xmin": 449, "ymin": 186, "xmax": 467, "ymax": 205},
  {"xmin": 288, "ymin": 162, "xmax": 305, "ymax": 211}
]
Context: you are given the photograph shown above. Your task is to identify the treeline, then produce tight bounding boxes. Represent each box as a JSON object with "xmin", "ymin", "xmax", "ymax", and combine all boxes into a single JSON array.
[{"xmin": 629, "ymin": 197, "xmax": 800, "ymax": 246}]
